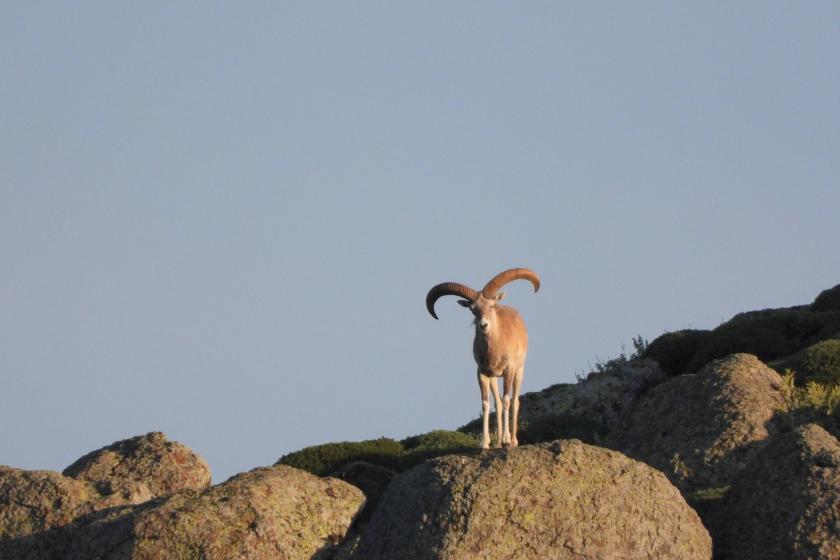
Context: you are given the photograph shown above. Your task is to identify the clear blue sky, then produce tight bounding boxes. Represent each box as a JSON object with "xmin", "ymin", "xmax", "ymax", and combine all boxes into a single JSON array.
[{"xmin": 2, "ymin": 3, "xmax": 838, "ymax": 482}]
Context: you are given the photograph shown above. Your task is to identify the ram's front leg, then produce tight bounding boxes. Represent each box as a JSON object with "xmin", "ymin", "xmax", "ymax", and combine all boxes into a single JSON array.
[
  {"xmin": 477, "ymin": 372, "xmax": 492, "ymax": 449},
  {"xmin": 488, "ymin": 376, "xmax": 503, "ymax": 448}
]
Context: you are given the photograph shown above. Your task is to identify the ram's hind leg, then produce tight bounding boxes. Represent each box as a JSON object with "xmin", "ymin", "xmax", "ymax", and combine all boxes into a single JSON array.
[
  {"xmin": 511, "ymin": 368, "xmax": 524, "ymax": 448},
  {"xmin": 477, "ymin": 372, "xmax": 492, "ymax": 450},
  {"xmin": 501, "ymin": 372, "xmax": 513, "ymax": 447},
  {"xmin": 488, "ymin": 376, "xmax": 503, "ymax": 448}
]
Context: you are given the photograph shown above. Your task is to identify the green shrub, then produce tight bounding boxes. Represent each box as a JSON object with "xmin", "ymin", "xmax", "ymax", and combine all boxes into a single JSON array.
[
  {"xmin": 774, "ymin": 340, "xmax": 840, "ymax": 386},
  {"xmin": 277, "ymin": 431, "xmax": 478, "ymax": 476},
  {"xmin": 642, "ymin": 329, "xmax": 710, "ymax": 376},
  {"xmin": 401, "ymin": 429, "xmax": 476, "ymax": 452},
  {"xmin": 686, "ymin": 309, "xmax": 840, "ymax": 372},
  {"xmin": 276, "ymin": 438, "xmax": 404, "ymax": 476},
  {"xmin": 399, "ymin": 430, "xmax": 477, "ymax": 469},
  {"xmin": 813, "ymin": 283, "xmax": 840, "ymax": 312}
]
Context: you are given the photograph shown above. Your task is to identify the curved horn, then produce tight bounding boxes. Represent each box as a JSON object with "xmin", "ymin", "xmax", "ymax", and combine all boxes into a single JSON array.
[
  {"xmin": 425, "ymin": 282, "xmax": 478, "ymax": 320},
  {"xmin": 482, "ymin": 268, "xmax": 541, "ymax": 297}
]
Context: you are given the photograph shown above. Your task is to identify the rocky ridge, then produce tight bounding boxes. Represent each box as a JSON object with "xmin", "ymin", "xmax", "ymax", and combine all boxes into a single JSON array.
[
  {"xmin": 1, "ymin": 442, "xmax": 364, "ymax": 560},
  {"xmin": 4, "ymin": 282, "xmax": 840, "ymax": 559}
]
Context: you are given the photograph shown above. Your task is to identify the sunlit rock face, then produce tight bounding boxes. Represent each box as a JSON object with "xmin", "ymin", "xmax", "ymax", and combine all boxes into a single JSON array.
[{"xmin": 354, "ymin": 439, "xmax": 712, "ymax": 560}]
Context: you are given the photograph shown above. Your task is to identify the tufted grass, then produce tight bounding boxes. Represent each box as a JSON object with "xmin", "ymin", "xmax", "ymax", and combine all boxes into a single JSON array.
[
  {"xmin": 775, "ymin": 369, "xmax": 840, "ymax": 442},
  {"xmin": 772, "ymin": 339, "xmax": 840, "ymax": 387}
]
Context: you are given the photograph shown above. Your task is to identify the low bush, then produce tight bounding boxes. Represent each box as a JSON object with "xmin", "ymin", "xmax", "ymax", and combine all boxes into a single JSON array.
[
  {"xmin": 686, "ymin": 309, "xmax": 840, "ymax": 372},
  {"xmin": 642, "ymin": 329, "xmax": 710, "ymax": 376},
  {"xmin": 401, "ymin": 429, "xmax": 476, "ymax": 452},
  {"xmin": 813, "ymin": 283, "xmax": 840, "ymax": 312},
  {"xmin": 276, "ymin": 438, "xmax": 404, "ymax": 476},
  {"xmin": 277, "ymin": 430, "xmax": 478, "ymax": 476},
  {"xmin": 399, "ymin": 430, "xmax": 477, "ymax": 469}
]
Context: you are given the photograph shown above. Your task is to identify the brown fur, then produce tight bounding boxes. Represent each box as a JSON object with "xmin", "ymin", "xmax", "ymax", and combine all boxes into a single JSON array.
[
  {"xmin": 427, "ymin": 268, "xmax": 539, "ymax": 449},
  {"xmin": 465, "ymin": 294, "xmax": 528, "ymax": 448}
]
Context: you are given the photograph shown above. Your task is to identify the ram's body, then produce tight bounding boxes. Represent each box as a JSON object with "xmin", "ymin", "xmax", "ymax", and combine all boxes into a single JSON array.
[
  {"xmin": 426, "ymin": 268, "xmax": 539, "ymax": 449},
  {"xmin": 472, "ymin": 305, "xmax": 528, "ymax": 377}
]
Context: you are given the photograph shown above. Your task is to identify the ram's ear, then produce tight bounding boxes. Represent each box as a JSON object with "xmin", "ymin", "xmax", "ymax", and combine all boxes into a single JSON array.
[
  {"xmin": 495, "ymin": 292, "xmax": 505, "ymax": 302},
  {"xmin": 457, "ymin": 299, "xmax": 472, "ymax": 308}
]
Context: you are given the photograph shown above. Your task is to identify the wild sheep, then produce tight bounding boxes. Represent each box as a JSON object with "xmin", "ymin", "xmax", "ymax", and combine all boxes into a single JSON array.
[{"xmin": 426, "ymin": 268, "xmax": 540, "ymax": 449}]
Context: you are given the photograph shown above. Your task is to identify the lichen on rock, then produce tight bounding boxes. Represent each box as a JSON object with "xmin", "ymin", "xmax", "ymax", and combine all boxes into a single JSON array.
[
  {"xmin": 0, "ymin": 467, "xmax": 99, "ymax": 542},
  {"xmin": 606, "ymin": 353, "xmax": 785, "ymax": 492},
  {"xmin": 717, "ymin": 423, "xmax": 840, "ymax": 559},
  {"xmin": 353, "ymin": 439, "xmax": 712, "ymax": 560},
  {"xmin": 1, "ymin": 464, "xmax": 365, "ymax": 560},
  {"xmin": 62, "ymin": 431, "xmax": 212, "ymax": 502}
]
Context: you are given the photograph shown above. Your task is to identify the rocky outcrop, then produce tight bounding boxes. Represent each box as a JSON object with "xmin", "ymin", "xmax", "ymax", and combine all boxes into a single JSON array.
[
  {"xmin": 606, "ymin": 354, "xmax": 784, "ymax": 491},
  {"xmin": 0, "ymin": 432, "xmax": 213, "ymax": 547},
  {"xmin": 717, "ymin": 424, "xmax": 840, "ymax": 559},
  {"xmin": 459, "ymin": 358, "xmax": 667, "ymax": 446},
  {"xmin": 0, "ymin": 467, "xmax": 99, "ymax": 542},
  {"xmin": 353, "ymin": 439, "xmax": 712, "ymax": 560},
  {"xmin": 63, "ymin": 431, "xmax": 211, "ymax": 502},
  {"xmin": 518, "ymin": 359, "xmax": 666, "ymax": 429},
  {"xmin": 2, "ymin": 465, "xmax": 366, "ymax": 560}
]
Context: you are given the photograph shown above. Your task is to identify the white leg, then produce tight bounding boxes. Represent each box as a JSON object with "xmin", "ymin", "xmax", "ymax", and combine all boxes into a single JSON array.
[
  {"xmin": 511, "ymin": 396, "xmax": 520, "ymax": 447},
  {"xmin": 477, "ymin": 373, "xmax": 491, "ymax": 449},
  {"xmin": 511, "ymin": 368, "xmax": 524, "ymax": 448},
  {"xmin": 489, "ymin": 377, "xmax": 503, "ymax": 448},
  {"xmin": 502, "ymin": 395, "xmax": 512, "ymax": 445},
  {"xmin": 502, "ymin": 373, "xmax": 514, "ymax": 446},
  {"xmin": 481, "ymin": 398, "xmax": 491, "ymax": 449}
]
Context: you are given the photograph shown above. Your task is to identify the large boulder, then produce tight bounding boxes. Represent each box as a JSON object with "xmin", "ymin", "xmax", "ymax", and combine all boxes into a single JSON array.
[
  {"xmin": 2, "ymin": 465, "xmax": 366, "ymax": 560},
  {"xmin": 353, "ymin": 440, "xmax": 712, "ymax": 560},
  {"xmin": 606, "ymin": 354, "xmax": 785, "ymax": 491},
  {"xmin": 0, "ymin": 432, "xmax": 211, "ymax": 545},
  {"xmin": 0, "ymin": 467, "xmax": 99, "ymax": 542},
  {"xmin": 717, "ymin": 424, "xmax": 840, "ymax": 559},
  {"xmin": 63, "ymin": 432, "xmax": 211, "ymax": 502}
]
